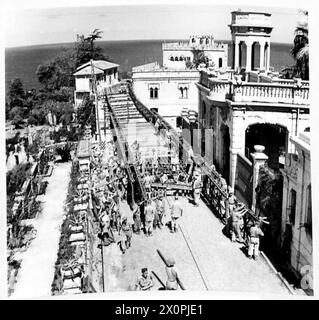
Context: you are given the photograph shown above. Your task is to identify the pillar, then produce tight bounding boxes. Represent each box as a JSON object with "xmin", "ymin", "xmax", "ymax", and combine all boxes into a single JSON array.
[
  {"xmin": 266, "ymin": 42, "xmax": 271, "ymax": 72},
  {"xmin": 246, "ymin": 41, "xmax": 252, "ymax": 72},
  {"xmin": 228, "ymin": 110, "xmax": 246, "ymax": 189},
  {"xmin": 234, "ymin": 41, "xmax": 240, "ymax": 71},
  {"xmin": 259, "ymin": 42, "xmax": 265, "ymax": 70},
  {"xmin": 250, "ymin": 145, "xmax": 268, "ymax": 212}
]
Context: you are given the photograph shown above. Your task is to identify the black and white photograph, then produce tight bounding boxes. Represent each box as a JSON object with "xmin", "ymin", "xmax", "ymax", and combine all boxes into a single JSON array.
[{"xmin": 1, "ymin": 0, "xmax": 316, "ymax": 300}]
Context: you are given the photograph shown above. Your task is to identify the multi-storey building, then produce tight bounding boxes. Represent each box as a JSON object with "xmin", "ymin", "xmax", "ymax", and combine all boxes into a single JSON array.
[
  {"xmin": 73, "ymin": 60, "xmax": 119, "ymax": 108},
  {"xmin": 132, "ymin": 36, "xmax": 228, "ymax": 129},
  {"xmin": 280, "ymin": 132, "xmax": 312, "ymax": 282}
]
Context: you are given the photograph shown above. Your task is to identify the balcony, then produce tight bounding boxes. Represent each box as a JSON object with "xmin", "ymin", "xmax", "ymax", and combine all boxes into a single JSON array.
[{"xmin": 199, "ymin": 72, "xmax": 310, "ymax": 106}]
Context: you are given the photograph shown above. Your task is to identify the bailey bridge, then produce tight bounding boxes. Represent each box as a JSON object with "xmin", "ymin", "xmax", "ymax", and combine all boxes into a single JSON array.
[{"xmin": 91, "ymin": 83, "xmax": 295, "ymax": 295}]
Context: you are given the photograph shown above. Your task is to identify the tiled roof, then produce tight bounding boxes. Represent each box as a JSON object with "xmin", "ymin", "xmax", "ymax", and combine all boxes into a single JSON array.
[
  {"xmin": 77, "ymin": 60, "xmax": 119, "ymax": 72},
  {"xmin": 73, "ymin": 65, "xmax": 104, "ymax": 76}
]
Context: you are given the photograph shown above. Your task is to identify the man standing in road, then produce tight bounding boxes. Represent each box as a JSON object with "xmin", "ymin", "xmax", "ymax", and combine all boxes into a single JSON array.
[
  {"xmin": 248, "ymin": 220, "xmax": 264, "ymax": 260},
  {"xmin": 144, "ymin": 200, "xmax": 155, "ymax": 236},
  {"xmin": 230, "ymin": 202, "xmax": 246, "ymax": 243},
  {"xmin": 170, "ymin": 194, "xmax": 183, "ymax": 233}
]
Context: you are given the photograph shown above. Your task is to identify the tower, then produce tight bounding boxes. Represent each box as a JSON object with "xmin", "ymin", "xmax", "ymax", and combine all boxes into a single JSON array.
[{"xmin": 229, "ymin": 11, "xmax": 273, "ymax": 72}]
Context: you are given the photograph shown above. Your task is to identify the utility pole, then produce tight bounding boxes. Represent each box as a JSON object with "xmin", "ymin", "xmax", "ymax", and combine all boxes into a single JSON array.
[{"xmin": 90, "ymin": 59, "xmax": 101, "ymax": 143}]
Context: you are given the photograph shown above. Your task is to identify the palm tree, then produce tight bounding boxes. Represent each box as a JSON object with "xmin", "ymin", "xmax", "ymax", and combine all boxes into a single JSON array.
[
  {"xmin": 281, "ymin": 10, "xmax": 309, "ymax": 80},
  {"xmin": 84, "ymin": 29, "xmax": 103, "ymax": 45}
]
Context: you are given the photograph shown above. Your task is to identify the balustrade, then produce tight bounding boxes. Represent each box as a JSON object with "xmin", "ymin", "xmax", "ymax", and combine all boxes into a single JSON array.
[{"xmin": 199, "ymin": 71, "xmax": 309, "ymax": 105}]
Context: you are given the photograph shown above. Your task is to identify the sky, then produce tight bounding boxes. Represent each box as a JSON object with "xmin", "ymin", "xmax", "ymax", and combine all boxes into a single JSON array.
[{"xmin": 3, "ymin": 2, "xmax": 306, "ymax": 48}]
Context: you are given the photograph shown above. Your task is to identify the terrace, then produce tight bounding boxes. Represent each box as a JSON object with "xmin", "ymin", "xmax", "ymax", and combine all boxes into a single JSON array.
[{"xmin": 198, "ymin": 71, "xmax": 310, "ymax": 106}]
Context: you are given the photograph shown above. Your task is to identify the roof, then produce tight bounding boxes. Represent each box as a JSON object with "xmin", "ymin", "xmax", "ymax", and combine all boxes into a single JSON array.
[
  {"xmin": 77, "ymin": 60, "xmax": 119, "ymax": 72},
  {"xmin": 73, "ymin": 65, "xmax": 104, "ymax": 76}
]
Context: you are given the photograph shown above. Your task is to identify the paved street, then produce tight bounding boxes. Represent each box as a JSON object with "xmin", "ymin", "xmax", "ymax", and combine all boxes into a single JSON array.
[{"xmin": 102, "ymin": 196, "xmax": 290, "ymax": 295}]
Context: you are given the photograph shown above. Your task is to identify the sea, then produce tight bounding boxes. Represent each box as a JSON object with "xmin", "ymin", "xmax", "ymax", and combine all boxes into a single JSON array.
[{"xmin": 5, "ymin": 40, "xmax": 295, "ymax": 92}]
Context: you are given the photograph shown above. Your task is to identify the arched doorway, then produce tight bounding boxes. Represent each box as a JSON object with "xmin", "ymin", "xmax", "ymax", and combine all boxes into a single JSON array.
[
  {"xmin": 239, "ymin": 41, "xmax": 247, "ymax": 70},
  {"xmin": 245, "ymin": 123, "xmax": 288, "ymax": 170}
]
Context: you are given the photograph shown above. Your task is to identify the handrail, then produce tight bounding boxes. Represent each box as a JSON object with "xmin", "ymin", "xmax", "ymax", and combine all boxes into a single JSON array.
[
  {"xmin": 128, "ymin": 83, "xmax": 260, "ymax": 230},
  {"xmin": 105, "ymin": 91, "xmax": 147, "ymax": 204}
]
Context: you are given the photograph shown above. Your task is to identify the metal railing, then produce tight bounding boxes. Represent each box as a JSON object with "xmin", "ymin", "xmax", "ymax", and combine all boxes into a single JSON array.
[{"xmin": 128, "ymin": 83, "xmax": 261, "ymax": 241}]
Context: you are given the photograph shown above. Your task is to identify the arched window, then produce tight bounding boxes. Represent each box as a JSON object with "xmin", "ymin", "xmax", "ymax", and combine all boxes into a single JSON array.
[
  {"xmin": 187, "ymin": 57, "xmax": 191, "ymax": 61},
  {"xmin": 179, "ymin": 87, "xmax": 184, "ymax": 98},
  {"xmin": 183, "ymin": 87, "xmax": 188, "ymax": 99},
  {"xmin": 175, "ymin": 56, "xmax": 179, "ymax": 61},
  {"xmin": 219, "ymin": 58, "xmax": 223, "ymax": 68},
  {"xmin": 150, "ymin": 88, "xmax": 154, "ymax": 99},
  {"xmin": 170, "ymin": 56, "xmax": 174, "ymax": 61},
  {"xmin": 154, "ymin": 87, "xmax": 158, "ymax": 99},
  {"xmin": 192, "ymin": 38, "xmax": 195, "ymax": 43},
  {"xmin": 206, "ymin": 38, "xmax": 209, "ymax": 44},
  {"xmin": 179, "ymin": 56, "xmax": 183, "ymax": 61}
]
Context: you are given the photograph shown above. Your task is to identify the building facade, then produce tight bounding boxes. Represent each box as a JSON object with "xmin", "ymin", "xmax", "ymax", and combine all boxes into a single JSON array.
[
  {"xmin": 280, "ymin": 132, "xmax": 312, "ymax": 280},
  {"xmin": 162, "ymin": 35, "xmax": 228, "ymax": 70},
  {"xmin": 229, "ymin": 11, "xmax": 273, "ymax": 72},
  {"xmin": 132, "ymin": 62, "xmax": 200, "ymax": 128},
  {"xmin": 74, "ymin": 60, "xmax": 119, "ymax": 108},
  {"xmin": 131, "ymin": 36, "xmax": 228, "ymax": 128}
]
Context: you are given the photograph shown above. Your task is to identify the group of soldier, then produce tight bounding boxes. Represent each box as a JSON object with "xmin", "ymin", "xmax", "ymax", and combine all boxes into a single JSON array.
[{"xmin": 92, "ymin": 138, "xmax": 265, "ymax": 287}]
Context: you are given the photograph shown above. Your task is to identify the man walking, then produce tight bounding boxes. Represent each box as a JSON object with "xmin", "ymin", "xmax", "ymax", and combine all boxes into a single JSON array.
[
  {"xmin": 170, "ymin": 194, "xmax": 183, "ymax": 233},
  {"xmin": 248, "ymin": 220, "xmax": 264, "ymax": 260}
]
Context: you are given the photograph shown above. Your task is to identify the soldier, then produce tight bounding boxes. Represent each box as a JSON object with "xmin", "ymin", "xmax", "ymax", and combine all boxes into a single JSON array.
[
  {"xmin": 165, "ymin": 258, "xmax": 180, "ymax": 290},
  {"xmin": 192, "ymin": 175, "xmax": 202, "ymax": 207},
  {"xmin": 135, "ymin": 268, "xmax": 154, "ymax": 291},
  {"xmin": 248, "ymin": 220, "xmax": 264, "ymax": 260},
  {"xmin": 227, "ymin": 187, "xmax": 236, "ymax": 219},
  {"xmin": 133, "ymin": 203, "xmax": 142, "ymax": 234},
  {"xmin": 144, "ymin": 200, "xmax": 155, "ymax": 236},
  {"xmin": 144, "ymin": 172, "xmax": 152, "ymax": 195},
  {"xmin": 170, "ymin": 194, "xmax": 183, "ymax": 233},
  {"xmin": 156, "ymin": 195, "xmax": 165, "ymax": 228},
  {"xmin": 230, "ymin": 202, "xmax": 246, "ymax": 243},
  {"xmin": 121, "ymin": 217, "xmax": 133, "ymax": 251}
]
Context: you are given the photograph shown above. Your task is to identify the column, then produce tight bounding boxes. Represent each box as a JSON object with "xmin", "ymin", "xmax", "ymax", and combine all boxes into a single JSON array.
[
  {"xmin": 234, "ymin": 41, "xmax": 240, "ymax": 71},
  {"xmin": 250, "ymin": 145, "xmax": 268, "ymax": 212},
  {"xmin": 228, "ymin": 110, "xmax": 246, "ymax": 189},
  {"xmin": 259, "ymin": 42, "xmax": 265, "ymax": 70},
  {"xmin": 266, "ymin": 42, "xmax": 271, "ymax": 72},
  {"xmin": 246, "ymin": 41, "xmax": 252, "ymax": 72}
]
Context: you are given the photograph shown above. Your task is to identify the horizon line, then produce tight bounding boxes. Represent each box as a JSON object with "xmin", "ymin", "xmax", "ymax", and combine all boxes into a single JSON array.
[{"xmin": 5, "ymin": 38, "xmax": 293, "ymax": 50}]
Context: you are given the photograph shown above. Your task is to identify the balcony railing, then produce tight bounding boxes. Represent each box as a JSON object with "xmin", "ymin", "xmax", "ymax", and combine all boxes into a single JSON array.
[
  {"xmin": 232, "ymin": 82, "xmax": 309, "ymax": 104},
  {"xmin": 199, "ymin": 73, "xmax": 310, "ymax": 105}
]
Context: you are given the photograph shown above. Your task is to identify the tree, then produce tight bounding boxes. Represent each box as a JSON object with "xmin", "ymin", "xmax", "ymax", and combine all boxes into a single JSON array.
[
  {"xmin": 6, "ymin": 78, "xmax": 27, "ymax": 120},
  {"xmin": 36, "ymin": 30, "xmax": 108, "ymax": 91},
  {"xmin": 76, "ymin": 96, "xmax": 96, "ymax": 135},
  {"xmin": 281, "ymin": 10, "xmax": 309, "ymax": 80},
  {"xmin": 75, "ymin": 29, "xmax": 107, "ymax": 68},
  {"xmin": 36, "ymin": 49, "xmax": 76, "ymax": 91},
  {"xmin": 192, "ymin": 49, "xmax": 209, "ymax": 68}
]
